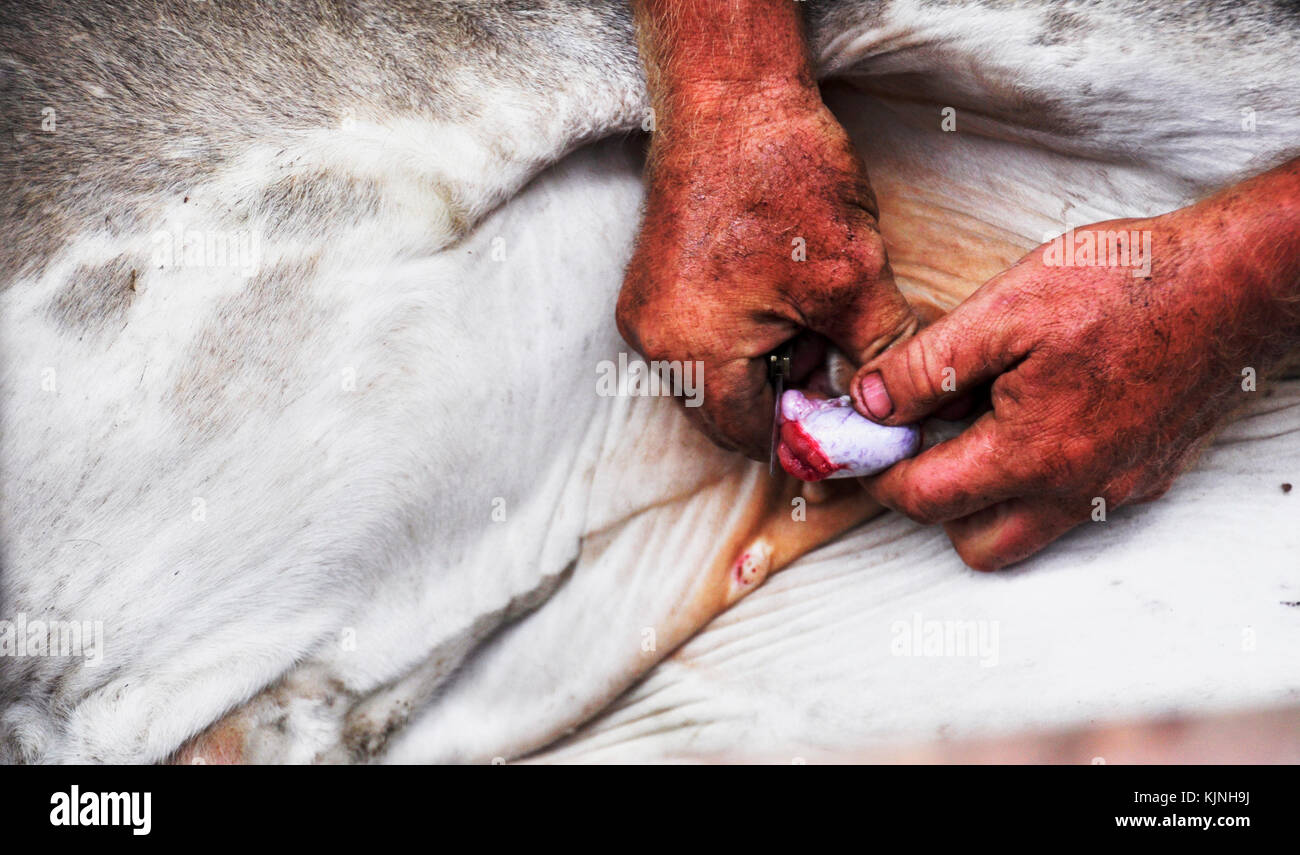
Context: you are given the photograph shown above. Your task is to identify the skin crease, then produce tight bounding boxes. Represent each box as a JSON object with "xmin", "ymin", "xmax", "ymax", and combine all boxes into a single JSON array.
[
  {"xmin": 623, "ymin": 1, "xmax": 1300, "ymax": 570},
  {"xmin": 851, "ymin": 159, "xmax": 1300, "ymax": 571},
  {"xmin": 619, "ymin": 0, "xmax": 918, "ymax": 459}
]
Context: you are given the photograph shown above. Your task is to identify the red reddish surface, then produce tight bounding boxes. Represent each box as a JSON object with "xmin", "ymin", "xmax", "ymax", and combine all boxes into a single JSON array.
[{"xmin": 778, "ymin": 420, "xmax": 843, "ymax": 481}]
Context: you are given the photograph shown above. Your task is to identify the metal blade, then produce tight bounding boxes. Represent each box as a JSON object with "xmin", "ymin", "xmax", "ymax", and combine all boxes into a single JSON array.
[{"xmin": 768, "ymin": 345, "xmax": 792, "ymax": 475}]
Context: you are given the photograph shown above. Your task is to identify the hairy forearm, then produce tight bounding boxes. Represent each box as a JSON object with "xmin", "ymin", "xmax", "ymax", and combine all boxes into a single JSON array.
[
  {"xmin": 630, "ymin": 0, "xmax": 822, "ymax": 139},
  {"xmin": 1227, "ymin": 158, "xmax": 1300, "ymax": 331},
  {"xmin": 1193, "ymin": 157, "xmax": 1300, "ymax": 368}
]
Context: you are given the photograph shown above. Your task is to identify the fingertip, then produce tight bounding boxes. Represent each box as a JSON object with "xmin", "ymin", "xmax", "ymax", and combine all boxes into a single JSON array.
[
  {"xmin": 851, "ymin": 369, "xmax": 896, "ymax": 423},
  {"xmin": 945, "ymin": 519, "xmax": 1010, "ymax": 571},
  {"xmin": 944, "ymin": 500, "xmax": 1076, "ymax": 572},
  {"xmin": 956, "ymin": 546, "xmax": 1009, "ymax": 572}
]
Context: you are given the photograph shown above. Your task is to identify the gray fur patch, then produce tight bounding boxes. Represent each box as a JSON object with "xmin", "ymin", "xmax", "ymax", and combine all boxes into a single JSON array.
[
  {"xmin": 0, "ymin": 0, "xmax": 642, "ymax": 290},
  {"xmin": 44, "ymin": 255, "xmax": 139, "ymax": 333},
  {"xmin": 168, "ymin": 258, "xmax": 325, "ymax": 441},
  {"xmin": 251, "ymin": 171, "xmax": 387, "ymax": 242}
]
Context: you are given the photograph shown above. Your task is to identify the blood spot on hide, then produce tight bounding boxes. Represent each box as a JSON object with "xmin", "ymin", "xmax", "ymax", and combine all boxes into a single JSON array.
[{"xmin": 727, "ymin": 540, "xmax": 773, "ymax": 604}]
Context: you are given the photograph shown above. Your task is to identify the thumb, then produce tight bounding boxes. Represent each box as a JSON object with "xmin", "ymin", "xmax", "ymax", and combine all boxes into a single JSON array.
[
  {"xmin": 850, "ymin": 290, "xmax": 1025, "ymax": 426},
  {"xmin": 814, "ymin": 271, "xmax": 921, "ymax": 372}
]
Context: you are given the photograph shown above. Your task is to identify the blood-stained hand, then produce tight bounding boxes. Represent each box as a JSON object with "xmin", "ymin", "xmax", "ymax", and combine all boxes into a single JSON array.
[
  {"xmin": 618, "ymin": 0, "xmax": 918, "ymax": 459},
  {"xmin": 849, "ymin": 159, "xmax": 1300, "ymax": 570}
]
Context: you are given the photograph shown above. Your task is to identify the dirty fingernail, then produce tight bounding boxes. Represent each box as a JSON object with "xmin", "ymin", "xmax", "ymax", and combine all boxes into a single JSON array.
[{"xmin": 858, "ymin": 371, "xmax": 893, "ymax": 420}]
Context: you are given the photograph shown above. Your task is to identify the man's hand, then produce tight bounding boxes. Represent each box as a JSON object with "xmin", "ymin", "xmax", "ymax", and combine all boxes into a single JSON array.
[
  {"xmin": 849, "ymin": 160, "xmax": 1300, "ymax": 570},
  {"xmin": 619, "ymin": 0, "xmax": 918, "ymax": 458}
]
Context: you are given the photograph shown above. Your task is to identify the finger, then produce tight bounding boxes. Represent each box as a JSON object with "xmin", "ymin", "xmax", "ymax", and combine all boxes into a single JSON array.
[
  {"xmin": 862, "ymin": 413, "xmax": 1026, "ymax": 524},
  {"xmin": 813, "ymin": 271, "xmax": 921, "ymax": 371},
  {"xmin": 943, "ymin": 497, "xmax": 1083, "ymax": 572},
  {"xmin": 849, "ymin": 285, "xmax": 1027, "ymax": 426},
  {"xmin": 683, "ymin": 355, "xmax": 773, "ymax": 460}
]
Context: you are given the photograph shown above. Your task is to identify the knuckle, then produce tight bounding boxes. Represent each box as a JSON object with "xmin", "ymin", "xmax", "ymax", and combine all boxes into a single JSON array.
[
  {"xmin": 622, "ymin": 312, "xmax": 678, "ymax": 363},
  {"xmin": 847, "ymin": 227, "xmax": 889, "ymax": 280},
  {"xmin": 1039, "ymin": 434, "xmax": 1099, "ymax": 492},
  {"xmin": 901, "ymin": 339, "xmax": 948, "ymax": 407},
  {"xmin": 614, "ymin": 304, "xmax": 638, "ymax": 350},
  {"xmin": 895, "ymin": 479, "xmax": 949, "ymax": 525},
  {"xmin": 952, "ymin": 538, "xmax": 1005, "ymax": 572},
  {"xmin": 817, "ymin": 230, "xmax": 889, "ymax": 306},
  {"xmin": 614, "ymin": 286, "xmax": 650, "ymax": 349}
]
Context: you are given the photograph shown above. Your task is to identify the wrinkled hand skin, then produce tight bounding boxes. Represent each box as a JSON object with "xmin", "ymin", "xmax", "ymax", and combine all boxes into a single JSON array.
[
  {"xmin": 851, "ymin": 159, "xmax": 1300, "ymax": 571},
  {"xmin": 621, "ymin": 0, "xmax": 919, "ymax": 458},
  {"xmin": 617, "ymin": 92, "xmax": 918, "ymax": 458}
]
